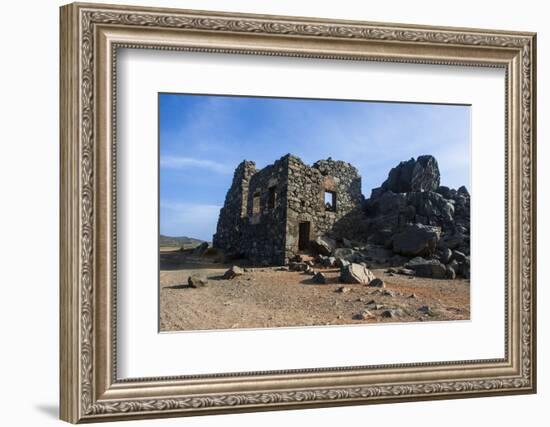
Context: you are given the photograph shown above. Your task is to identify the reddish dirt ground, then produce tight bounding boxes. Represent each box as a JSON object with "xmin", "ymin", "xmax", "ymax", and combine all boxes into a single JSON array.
[{"xmin": 159, "ymin": 251, "xmax": 470, "ymax": 332}]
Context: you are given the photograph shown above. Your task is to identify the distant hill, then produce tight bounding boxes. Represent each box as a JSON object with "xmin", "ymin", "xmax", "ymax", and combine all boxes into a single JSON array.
[{"xmin": 159, "ymin": 235, "xmax": 207, "ymax": 248}]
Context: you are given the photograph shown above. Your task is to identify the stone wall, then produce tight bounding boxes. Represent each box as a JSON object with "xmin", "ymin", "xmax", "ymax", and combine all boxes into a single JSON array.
[
  {"xmin": 212, "ymin": 160, "xmax": 256, "ymax": 257},
  {"xmin": 214, "ymin": 155, "xmax": 364, "ymax": 265},
  {"xmin": 213, "ymin": 157, "xmax": 289, "ymax": 265},
  {"xmin": 240, "ymin": 156, "xmax": 289, "ymax": 265},
  {"xmin": 285, "ymin": 156, "xmax": 363, "ymax": 261}
]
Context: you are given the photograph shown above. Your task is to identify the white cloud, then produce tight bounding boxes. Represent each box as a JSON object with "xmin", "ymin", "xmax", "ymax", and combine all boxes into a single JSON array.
[{"xmin": 160, "ymin": 156, "xmax": 232, "ymax": 174}]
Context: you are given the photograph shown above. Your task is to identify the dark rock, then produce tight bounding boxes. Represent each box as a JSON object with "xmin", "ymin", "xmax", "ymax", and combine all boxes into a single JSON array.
[
  {"xmin": 223, "ymin": 265, "xmax": 244, "ymax": 279},
  {"xmin": 405, "ymin": 257, "xmax": 447, "ymax": 279},
  {"xmin": 380, "ymin": 155, "xmax": 440, "ymax": 193},
  {"xmin": 292, "ymin": 254, "xmax": 309, "ymax": 263},
  {"xmin": 289, "ymin": 262, "xmax": 308, "ymax": 272},
  {"xmin": 367, "ymin": 228, "xmax": 396, "ymax": 247},
  {"xmin": 418, "ymin": 305, "xmax": 433, "ymax": 315},
  {"xmin": 340, "ymin": 263, "xmax": 376, "ymax": 285},
  {"xmin": 335, "ymin": 257, "xmax": 350, "ymax": 269},
  {"xmin": 381, "ymin": 289, "xmax": 396, "ymax": 297},
  {"xmin": 440, "ymin": 247, "xmax": 453, "ymax": 264},
  {"xmin": 452, "ymin": 250, "xmax": 467, "ymax": 264},
  {"xmin": 188, "ymin": 275, "xmax": 208, "ymax": 288},
  {"xmin": 389, "ymin": 254, "xmax": 409, "ymax": 267},
  {"xmin": 458, "ymin": 257, "xmax": 470, "ymax": 279},
  {"xmin": 391, "ymin": 224, "xmax": 441, "ymax": 256},
  {"xmin": 397, "ymin": 267, "xmax": 415, "ymax": 276},
  {"xmin": 354, "ymin": 310, "xmax": 375, "ymax": 320},
  {"xmin": 370, "ymin": 191, "xmax": 407, "ymax": 214},
  {"xmin": 366, "ymin": 300, "xmax": 384, "ymax": 310},
  {"xmin": 369, "ymin": 187, "xmax": 385, "ymax": 199},
  {"xmin": 448, "ymin": 259, "xmax": 459, "ymax": 272},
  {"xmin": 457, "ymin": 185, "xmax": 470, "ymax": 197},
  {"xmin": 439, "ymin": 232, "xmax": 466, "ymax": 250},
  {"xmin": 436, "ymin": 185, "xmax": 453, "ymax": 199},
  {"xmin": 316, "ymin": 254, "xmax": 327, "ymax": 264},
  {"xmin": 342, "ymin": 238, "xmax": 353, "ymax": 248},
  {"xmin": 192, "ymin": 241, "xmax": 209, "ymax": 256},
  {"xmin": 311, "ymin": 236, "xmax": 336, "ymax": 256},
  {"xmin": 321, "ymin": 256, "xmax": 337, "ymax": 268},
  {"xmin": 369, "ymin": 278, "xmax": 385, "ymax": 288},
  {"xmin": 381, "ymin": 309, "xmax": 403, "ymax": 318},
  {"xmin": 445, "ymin": 265, "xmax": 457, "ymax": 279},
  {"xmin": 336, "ymin": 286, "xmax": 351, "ymax": 293},
  {"xmin": 361, "ymin": 244, "xmax": 393, "ymax": 264},
  {"xmin": 312, "ymin": 272, "xmax": 327, "ymax": 284},
  {"xmin": 405, "ymin": 191, "xmax": 454, "ymax": 223},
  {"xmin": 333, "ymin": 247, "xmax": 357, "ymax": 261}
]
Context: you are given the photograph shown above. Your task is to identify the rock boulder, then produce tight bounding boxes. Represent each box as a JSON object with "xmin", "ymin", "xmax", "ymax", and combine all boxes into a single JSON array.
[
  {"xmin": 188, "ymin": 275, "xmax": 208, "ymax": 288},
  {"xmin": 391, "ymin": 224, "xmax": 441, "ymax": 257},
  {"xmin": 312, "ymin": 272, "xmax": 327, "ymax": 284},
  {"xmin": 404, "ymin": 257, "xmax": 447, "ymax": 279},
  {"xmin": 340, "ymin": 263, "xmax": 376, "ymax": 285},
  {"xmin": 223, "ymin": 265, "xmax": 244, "ymax": 279},
  {"xmin": 311, "ymin": 236, "xmax": 336, "ymax": 256}
]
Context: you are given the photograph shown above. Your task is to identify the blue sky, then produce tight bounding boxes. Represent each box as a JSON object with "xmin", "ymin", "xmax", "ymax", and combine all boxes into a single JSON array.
[{"xmin": 159, "ymin": 93, "xmax": 470, "ymax": 241}]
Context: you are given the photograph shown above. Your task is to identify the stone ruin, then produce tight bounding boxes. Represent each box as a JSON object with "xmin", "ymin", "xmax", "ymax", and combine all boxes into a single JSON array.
[
  {"xmin": 213, "ymin": 154, "xmax": 470, "ymax": 279},
  {"xmin": 213, "ymin": 154, "xmax": 363, "ymax": 265}
]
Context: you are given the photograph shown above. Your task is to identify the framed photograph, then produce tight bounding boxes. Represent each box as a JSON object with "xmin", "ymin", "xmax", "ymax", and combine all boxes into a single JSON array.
[{"xmin": 60, "ymin": 2, "xmax": 537, "ymax": 423}]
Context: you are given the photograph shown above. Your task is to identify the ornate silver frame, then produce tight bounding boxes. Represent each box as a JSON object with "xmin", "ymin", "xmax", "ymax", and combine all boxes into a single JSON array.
[{"xmin": 60, "ymin": 2, "xmax": 537, "ymax": 423}]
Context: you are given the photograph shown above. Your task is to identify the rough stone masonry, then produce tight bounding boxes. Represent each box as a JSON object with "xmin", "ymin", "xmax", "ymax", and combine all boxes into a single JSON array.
[{"xmin": 213, "ymin": 154, "xmax": 363, "ymax": 265}]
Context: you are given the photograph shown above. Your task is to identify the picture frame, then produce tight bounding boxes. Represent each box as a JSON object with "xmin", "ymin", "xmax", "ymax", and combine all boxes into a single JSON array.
[{"xmin": 59, "ymin": 2, "xmax": 537, "ymax": 423}]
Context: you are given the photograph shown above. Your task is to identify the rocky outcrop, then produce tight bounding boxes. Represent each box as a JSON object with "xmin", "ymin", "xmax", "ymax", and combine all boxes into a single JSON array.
[
  {"xmin": 359, "ymin": 154, "xmax": 470, "ymax": 279},
  {"xmin": 376, "ymin": 155, "xmax": 440, "ymax": 194}
]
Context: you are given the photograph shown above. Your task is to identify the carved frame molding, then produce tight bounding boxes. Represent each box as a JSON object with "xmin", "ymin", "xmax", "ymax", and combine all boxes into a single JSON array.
[{"xmin": 60, "ymin": 2, "xmax": 536, "ymax": 423}]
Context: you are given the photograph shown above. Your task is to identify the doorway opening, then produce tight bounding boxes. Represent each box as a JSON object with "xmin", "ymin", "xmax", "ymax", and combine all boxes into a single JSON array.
[{"xmin": 298, "ymin": 221, "xmax": 311, "ymax": 251}]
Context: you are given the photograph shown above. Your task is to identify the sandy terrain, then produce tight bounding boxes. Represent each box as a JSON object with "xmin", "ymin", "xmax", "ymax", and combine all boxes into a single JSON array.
[{"xmin": 159, "ymin": 250, "xmax": 470, "ymax": 332}]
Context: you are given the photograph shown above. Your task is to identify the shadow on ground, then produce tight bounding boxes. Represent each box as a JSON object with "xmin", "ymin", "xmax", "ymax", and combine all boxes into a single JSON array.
[{"xmin": 35, "ymin": 404, "xmax": 58, "ymax": 419}]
